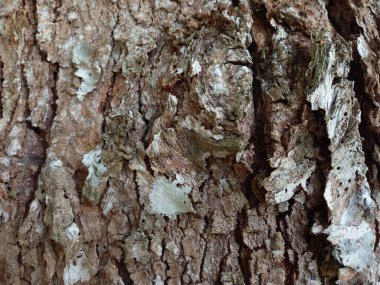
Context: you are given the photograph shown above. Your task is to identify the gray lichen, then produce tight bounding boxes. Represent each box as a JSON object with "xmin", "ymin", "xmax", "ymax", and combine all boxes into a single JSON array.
[
  {"xmin": 149, "ymin": 176, "xmax": 193, "ymax": 217},
  {"xmin": 72, "ymin": 41, "xmax": 101, "ymax": 100}
]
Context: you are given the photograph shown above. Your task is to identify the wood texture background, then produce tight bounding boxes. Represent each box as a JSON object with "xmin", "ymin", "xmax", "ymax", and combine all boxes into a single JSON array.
[{"xmin": 0, "ymin": 0, "xmax": 380, "ymax": 284}]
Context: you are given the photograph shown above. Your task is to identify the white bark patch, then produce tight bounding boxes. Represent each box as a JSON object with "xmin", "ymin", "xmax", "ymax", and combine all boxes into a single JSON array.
[
  {"xmin": 154, "ymin": 275, "xmax": 165, "ymax": 285},
  {"xmin": 166, "ymin": 241, "xmax": 179, "ymax": 255},
  {"xmin": 270, "ymin": 18, "xmax": 289, "ymax": 40},
  {"xmin": 263, "ymin": 124, "xmax": 315, "ymax": 204},
  {"xmin": 323, "ymin": 138, "xmax": 366, "ymax": 210},
  {"xmin": 154, "ymin": 0, "xmax": 177, "ymax": 12},
  {"xmin": 146, "ymin": 131, "xmax": 162, "ymax": 156},
  {"xmin": 210, "ymin": 64, "xmax": 227, "ymax": 95},
  {"xmin": 36, "ymin": 5, "xmax": 54, "ymax": 42},
  {"xmin": 29, "ymin": 200, "xmax": 40, "ymax": 212},
  {"xmin": 263, "ymin": 157, "xmax": 315, "ymax": 203},
  {"xmin": 308, "ymin": 48, "xmax": 335, "ymax": 111},
  {"xmin": 63, "ymin": 251, "xmax": 90, "ymax": 285},
  {"xmin": 82, "ymin": 147, "xmax": 107, "ymax": 188},
  {"xmin": 167, "ymin": 94, "xmax": 178, "ymax": 116},
  {"xmin": 328, "ymin": 221, "xmax": 375, "ymax": 272},
  {"xmin": 191, "ymin": 59, "xmax": 202, "ymax": 76},
  {"xmin": 323, "ymin": 82, "xmax": 369, "ymax": 211},
  {"xmin": 357, "ymin": 36, "xmax": 369, "ymax": 58},
  {"xmin": 124, "ymin": 231, "xmax": 150, "ymax": 263},
  {"xmin": 0, "ymin": 0, "xmax": 20, "ymax": 16},
  {"xmin": 195, "ymin": 64, "xmax": 228, "ymax": 120},
  {"xmin": 179, "ymin": 115, "xmax": 224, "ymax": 141},
  {"xmin": 64, "ymin": 223, "xmax": 80, "ymax": 241},
  {"xmin": 151, "ymin": 240, "xmax": 163, "ymax": 256},
  {"xmin": 5, "ymin": 125, "xmax": 23, "ymax": 156},
  {"xmin": 314, "ymin": 78, "xmax": 377, "ymax": 273},
  {"xmin": 49, "ymin": 158, "xmax": 63, "ymax": 170},
  {"xmin": 101, "ymin": 187, "xmax": 118, "ymax": 216},
  {"xmin": 149, "ymin": 177, "xmax": 193, "ymax": 217},
  {"xmin": 72, "ymin": 41, "xmax": 101, "ymax": 100},
  {"xmin": 0, "ymin": 206, "xmax": 10, "ymax": 224},
  {"xmin": 326, "ymin": 83, "xmax": 356, "ymax": 149}
]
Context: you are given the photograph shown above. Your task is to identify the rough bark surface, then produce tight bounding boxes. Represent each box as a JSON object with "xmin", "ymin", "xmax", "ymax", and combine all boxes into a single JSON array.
[{"xmin": 1, "ymin": 0, "xmax": 380, "ymax": 284}]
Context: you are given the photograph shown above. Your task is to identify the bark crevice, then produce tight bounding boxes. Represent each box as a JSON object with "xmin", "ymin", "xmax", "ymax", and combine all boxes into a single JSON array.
[{"xmin": 0, "ymin": 59, "xmax": 3, "ymax": 119}]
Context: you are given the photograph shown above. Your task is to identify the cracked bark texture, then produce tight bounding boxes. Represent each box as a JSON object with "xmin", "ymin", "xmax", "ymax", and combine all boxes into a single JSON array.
[{"xmin": 1, "ymin": 0, "xmax": 380, "ymax": 284}]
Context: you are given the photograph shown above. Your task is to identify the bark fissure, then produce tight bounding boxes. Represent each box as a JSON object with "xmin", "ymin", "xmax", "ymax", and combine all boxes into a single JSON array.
[
  {"xmin": 100, "ymin": 70, "xmax": 118, "ymax": 135},
  {"xmin": 347, "ymin": 51, "xmax": 380, "ymax": 251},
  {"xmin": 326, "ymin": 0, "xmax": 377, "ymax": 190},
  {"xmin": 325, "ymin": 0, "xmax": 361, "ymax": 41},
  {"xmin": 347, "ymin": 56, "xmax": 372, "ymax": 159},
  {"xmin": 115, "ymin": 256, "xmax": 133, "ymax": 285},
  {"xmin": 249, "ymin": 9, "xmax": 273, "ymax": 204},
  {"xmin": 234, "ymin": 208, "xmax": 252, "ymax": 285},
  {"xmin": 50, "ymin": 63, "xmax": 59, "ymax": 128},
  {"xmin": 276, "ymin": 203, "xmax": 296, "ymax": 285},
  {"xmin": 0, "ymin": 59, "xmax": 3, "ymax": 119}
]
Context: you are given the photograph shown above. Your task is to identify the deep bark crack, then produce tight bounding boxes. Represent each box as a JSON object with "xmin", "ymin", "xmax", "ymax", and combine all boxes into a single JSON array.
[
  {"xmin": 0, "ymin": 59, "xmax": 3, "ymax": 119},
  {"xmin": 234, "ymin": 208, "xmax": 252, "ymax": 285},
  {"xmin": 115, "ymin": 255, "xmax": 133, "ymax": 285},
  {"xmin": 276, "ymin": 200, "xmax": 297, "ymax": 285}
]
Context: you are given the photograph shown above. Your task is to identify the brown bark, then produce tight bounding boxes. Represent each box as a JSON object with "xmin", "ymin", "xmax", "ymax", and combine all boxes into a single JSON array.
[{"xmin": 0, "ymin": 0, "xmax": 380, "ymax": 284}]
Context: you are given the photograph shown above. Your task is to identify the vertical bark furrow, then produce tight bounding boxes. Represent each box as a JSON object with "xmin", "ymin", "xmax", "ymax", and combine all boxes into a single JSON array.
[{"xmin": 0, "ymin": 59, "xmax": 3, "ymax": 120}]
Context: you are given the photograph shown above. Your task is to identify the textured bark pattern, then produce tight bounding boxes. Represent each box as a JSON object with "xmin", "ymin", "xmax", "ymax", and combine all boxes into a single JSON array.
[{"xmin": 0, "ymin": 0, "xmax": 380, "ymax": 284}]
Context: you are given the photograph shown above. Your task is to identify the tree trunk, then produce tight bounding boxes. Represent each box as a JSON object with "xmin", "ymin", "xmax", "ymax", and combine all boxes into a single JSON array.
[{"xmin": 1, "ymin": 0, "xmax": 380, "ymax": 284}]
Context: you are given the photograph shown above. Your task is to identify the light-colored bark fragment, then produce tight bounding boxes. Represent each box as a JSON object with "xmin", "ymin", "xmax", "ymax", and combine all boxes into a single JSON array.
[{"xmin": 149, "ymin": 176, "xmax": 193, "ymax": 217}]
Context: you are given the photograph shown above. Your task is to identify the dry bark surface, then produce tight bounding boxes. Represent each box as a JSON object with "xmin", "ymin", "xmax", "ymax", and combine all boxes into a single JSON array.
[{"xmin": 1, "ymin": 0, "xmax": 380, "ymax": 284}]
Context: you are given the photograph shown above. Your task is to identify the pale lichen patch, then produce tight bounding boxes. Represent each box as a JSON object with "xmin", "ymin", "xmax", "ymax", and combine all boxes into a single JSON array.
[
  {"xmin": 0, "ymin": 0, "xmax": 21, "ymax": 16},
  {"xmin": 270, "ymin": 18, "xmax": 289, "ymax": 41},
  {"xmin": 82, "ymin": 147, "xmax": 107, "ymax": 188},
  {"xmin": 36, "ymin": 5, "xmax": 54, "ymax": 42},
  {"xmin": 327, "ymin": 221, "xmax": 375, "ymax": 272},
  {"xmin": 179, "ymin": 115, "xmax": 224, "ymax": 141},
  {"xmin": 191, "ymin": 59, "xmax": 202, "ymax": 76},
  {"xmin": 325, "ymin": 83, "xmax": 356, "ymax": 149},
  {"xmin": 72, "ymin": 41, "xmax": 101, "ymax": 100},
  {"xmin": 310, "ymin": 71, "xmax": 377, "ymax": 274},
  {"xmin": 263, "ymin": 157, "xmax": 315, "ymax": 204},
  {"xmin": 263, "ymin": 124, "xmax": 316, "ymax": 204},
  {"xmin": 101, "ymin": 187, "xmax": 118, "ymax": 217},
  {"xmin": 0, "ymin": 205, "xmax": 10, "ymax": 223},
  {"xmin": 5, "ymin": 124, "xmax": 23, "ymax": 156},
  {"xmin": 49, "ymin": 157, "xmax": 64, "ymax": 170},
  {"xmin": 149, "ymin": 176, "xmax": 193, "ymax": 217},
  {"xmin": 166, "ymin": 241, "xmax": 179, "ymax": 255},
  {"xmin": 154, "ymin": 275, "xmax": 165, "ymax": 285},
  {"xmin": 357, "ymin": 36, "xmax": 369, "ymax": 58},
  {"xmin": 146, "ymin": 131, "xmax": 162, "ymax": 156},
  {"xmin": 307, "ymin": 45, "xmax": 335, "ymax": 111},
  {"xmin": 167, "ymin": 94, "xmax": 178, "ymax": 116},
  {"xmin": 124, "ymin": 231, "xmax": 150, "ymax": 264},
  {"xmin": 63, "ymin": 250, "xmax": 90, "ymax": 285},
  {"xmin": 151, "ymin": 240, "xmax": 163, "ymax": 256},
  {"xmin": 81, "ymin": 147, "xmax": 108, "ymax": 205},
  {"xmin": 64, "ymin": 223, "xmax": 81, "ymax": 242}
]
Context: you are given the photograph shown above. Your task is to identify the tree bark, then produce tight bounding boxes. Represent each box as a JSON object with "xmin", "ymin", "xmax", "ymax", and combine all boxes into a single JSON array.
[{"xmin": 1, "ymin": 0, "xmax": 380, "ymax": 284}]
